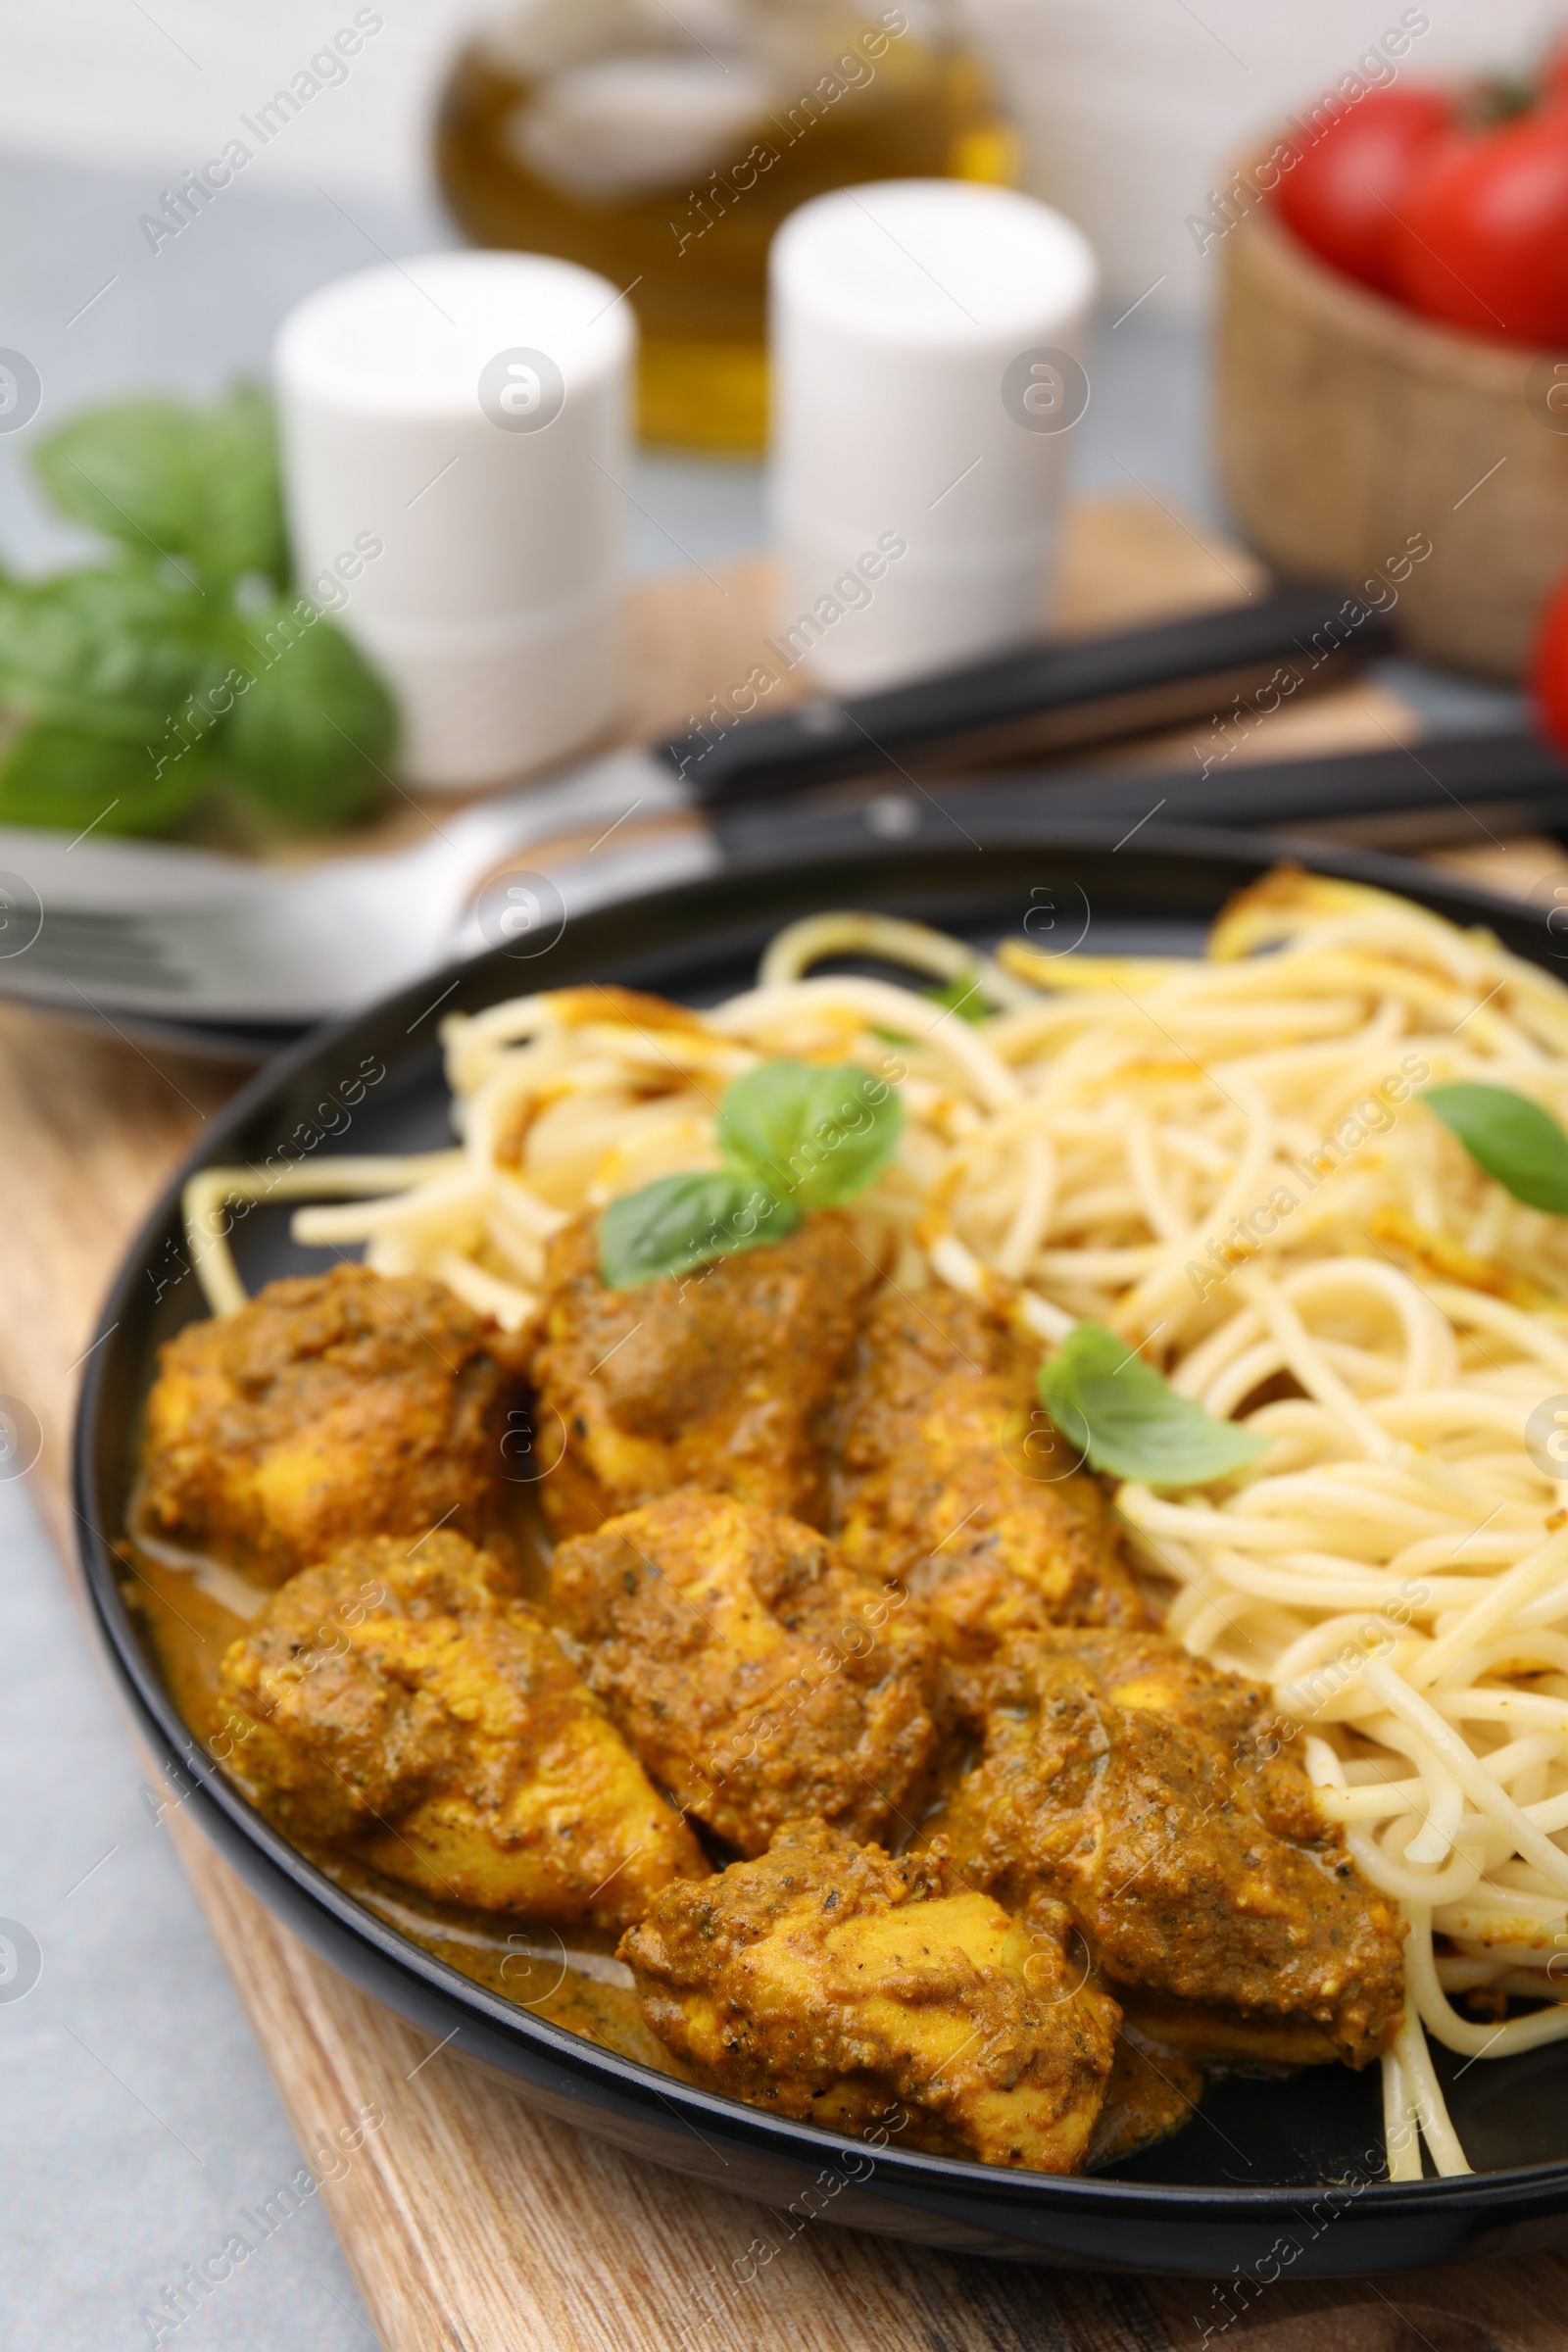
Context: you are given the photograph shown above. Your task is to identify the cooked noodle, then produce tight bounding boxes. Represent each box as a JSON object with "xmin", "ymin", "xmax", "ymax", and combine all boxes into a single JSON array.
[{"xmin": 184, "ymin": 865, "xmax": 1568, "ymax": 2181}]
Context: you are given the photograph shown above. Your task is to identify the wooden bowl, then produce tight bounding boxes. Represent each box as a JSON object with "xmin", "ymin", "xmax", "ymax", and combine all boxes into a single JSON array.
[{"xmin": 1217, "ymin": 193, "xmax": 1568, "ymax": 681}]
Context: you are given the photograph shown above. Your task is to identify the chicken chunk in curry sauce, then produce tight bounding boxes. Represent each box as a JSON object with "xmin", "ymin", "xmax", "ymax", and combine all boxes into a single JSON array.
[
  {"xmin": 937, "ymin": 1627, "xmax": 1406, "ymax": 2070},
  {"xmin": 829, "ymin": 1286, "xmax": 1148, "ymax": 1650},
  {"xmin": 530, "ymin": 1211, "xmax": 872, "ymax": 1538},
  {"xmin": 139, "ymin": 1264, "xmax": 527, "ymax": 1586},
  {"xmin": 552, "ymin": 1492, "xmax": 936, "ymax": 1856},
  {"xmin": 217, "ymin": 1530, "xmax": 705, "ymax": 1928},
  {"xmin": 621, "ymin": 1818, "xmax": 1121, "ymax": 2172}
]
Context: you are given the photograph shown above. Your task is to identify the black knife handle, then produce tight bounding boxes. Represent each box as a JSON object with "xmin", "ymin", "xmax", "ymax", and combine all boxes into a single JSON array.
[
  {"xmin": 707, "ymin": 731, "xmax": 1568, "ymax": 870},
  {"xmin": 1101, "ymin": 729, "xmax": 1568, "ymax": 838},
  {"xmin": 651, "ymin": 581, "xmax": 1398, "ymax": 809}
]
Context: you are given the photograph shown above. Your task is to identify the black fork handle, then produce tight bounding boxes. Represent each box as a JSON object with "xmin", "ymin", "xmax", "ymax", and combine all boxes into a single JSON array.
[
  {"xmin": 651, "ymin": 581, "xmax": 1398, "ymax": 808},
  {"xmin": 707, "ymin": 731, "xmax": 1568, "ymax": 869}
]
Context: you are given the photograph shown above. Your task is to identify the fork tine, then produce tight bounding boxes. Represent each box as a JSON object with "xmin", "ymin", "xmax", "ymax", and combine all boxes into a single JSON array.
[{"xmin": 3, "ymin": 905, "xmax": 194, "ymax": 989}]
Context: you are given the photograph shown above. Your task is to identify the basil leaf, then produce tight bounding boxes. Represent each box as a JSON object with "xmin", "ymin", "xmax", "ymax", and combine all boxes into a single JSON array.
[
  {"xmin": 594, "ymin": 1057, "xmax": 900, "ymax": 1288},
  {"xmin": 0, "ymin": 570, "xmax": 231, "ymax": 829},
  {"xmin": 33, "ymin": 386, "xmax": 287, "ymax": 592},
  {"xmin": 1037, "ymin": 1320, "xmax": 1268, "ymax": 1488},
  {"xmin": 0, "ymin": 388, "xmax": 401, "ymax": 836},
  {"xmin": 1424, "ymin": 1082, "xmax": 1568, "ymax": 1215},
  {"xmin": 0, "ymin": 722, "xmax": 213, "ymax": 834},
  {"xmin": 717, "ymin": 1059, "xmax": 904, "ymax": 1210},
  {"xmin": 218, "ymin": 603, "xmax": 395, "ymax": 826},
  {"xmin": 598, "ymin": 1173, "xmax": 803, "ymax": 1289},
  {"xmin": 0, "ymin": 568, "xmax": 221, "ymax": 730}
]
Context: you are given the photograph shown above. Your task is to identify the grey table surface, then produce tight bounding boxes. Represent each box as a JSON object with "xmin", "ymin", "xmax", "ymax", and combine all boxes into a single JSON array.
[{"xmin": 0, "ymin": 149, "xmax": 1529, "ymax": 2352}]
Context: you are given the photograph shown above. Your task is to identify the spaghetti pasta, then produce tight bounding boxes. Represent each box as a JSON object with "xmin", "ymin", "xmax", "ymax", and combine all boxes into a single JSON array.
[{"xmin": 182, "ymin": 865, "xmax": 1568, "ymax": 2181}]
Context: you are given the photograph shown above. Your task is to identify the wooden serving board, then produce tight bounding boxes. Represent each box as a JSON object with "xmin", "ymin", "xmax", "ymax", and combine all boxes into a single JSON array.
[{"xmin": 11, "ymin": 495, "xmax": 1568, "ymax": 2352}]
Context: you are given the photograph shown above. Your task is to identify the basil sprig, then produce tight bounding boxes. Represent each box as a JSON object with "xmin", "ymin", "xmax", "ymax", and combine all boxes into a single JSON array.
[
  {"xmin": 1037, "ymin": 1320, "xmax": 1268, "ymax": 1489},
  {"xmin": 598, "ymin": 1058, "xmax": 903, "ymax": 1289},
  {"xmin": 0, "ymin": 387, "xmax": 394, "ymax": 837},
  {"xmin": 1424, "ymin": 1082, "xmax": 1568, "ymax": 1215}
]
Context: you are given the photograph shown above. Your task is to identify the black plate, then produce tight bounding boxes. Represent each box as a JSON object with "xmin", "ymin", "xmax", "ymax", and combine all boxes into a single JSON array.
[{"xmin": 73, "ymin": 813, "xmax": 1568, "ymax": 2275}]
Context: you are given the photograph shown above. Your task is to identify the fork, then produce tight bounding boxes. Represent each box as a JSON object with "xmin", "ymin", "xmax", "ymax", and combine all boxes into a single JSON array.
[
  {"xmin": 0, "ymin": 583, "xmax": 1395, "ymax": 1031},
  {"xmin": 0, "ymin": 749, "xmax": 704, "ymax": 1029}
]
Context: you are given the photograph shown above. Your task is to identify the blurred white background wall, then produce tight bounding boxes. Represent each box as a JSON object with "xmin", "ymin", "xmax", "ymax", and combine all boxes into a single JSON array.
[
  {"xmin": 0, "ymin": 0, "xmax": 492, "ymax": 203},
  {"xmin": 0, "ymin": 0, "xmax": 1558, "ymax": 307}
]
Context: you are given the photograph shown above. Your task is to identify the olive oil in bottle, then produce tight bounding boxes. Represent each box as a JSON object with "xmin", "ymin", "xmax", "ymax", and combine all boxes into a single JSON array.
[{"xmin": 435, "ymin": 1, "xmax": 1013, "ymax": 453}]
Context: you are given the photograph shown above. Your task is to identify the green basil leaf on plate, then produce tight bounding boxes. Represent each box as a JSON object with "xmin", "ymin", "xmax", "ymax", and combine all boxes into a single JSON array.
[
  {"xmin": 0, "ymin": 569, "xmax": 221, "ymax": 732},
  {"xmin": 0, "ymin": 385, "xmax": 398, "ymax": 837},
  {"xmin": 0, "ymin": 722, "xmax": 215, "ymax": 835},
  {"xmin": 598, "ymin": 1172, "xmax": 802, "ymax": 1290},
  {"xmin": 33, "ymin": 385, "xmax": 287, "ymax": 593},
  {"xmin": 0, "ymin": 570, "xmax": 232, "ymax": 829},
  {"xmin": 717, "ymin": 1058, "xmax": 904, "ymax": 1210},
  {"xmin": 219, "ymin": 603, "xmax": 396, "ymax": 826},
  {"xmin": 1037, "ymin": 1320, "xmax": 1269, "ymax": 1488},
  {"xmin": 1424, "ymin": 1081, "xmax": 1568, "ymax": 1216}
]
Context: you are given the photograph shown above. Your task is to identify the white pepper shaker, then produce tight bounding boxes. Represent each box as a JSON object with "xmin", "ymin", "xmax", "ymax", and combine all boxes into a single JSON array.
[
  {"xmin": 770, "ymin": 180, "xmax": 1099, "ymax": 694},
  {"xmin": 275, "ymin": 250, "xmax": 633, "ymax": 790}
]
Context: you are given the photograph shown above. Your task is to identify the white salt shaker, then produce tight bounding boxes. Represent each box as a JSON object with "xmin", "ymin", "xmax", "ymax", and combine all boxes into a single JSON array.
[
  {"xmin": 770, "ymin": 180, "xmax": 1098, "ymax": 694},
  {"xmin": 274, "ymin": 250, "xmax": 633, "ymax": 790}
]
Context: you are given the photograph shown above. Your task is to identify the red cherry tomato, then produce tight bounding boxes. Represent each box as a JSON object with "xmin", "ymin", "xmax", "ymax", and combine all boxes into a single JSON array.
[
  {"xmin": 1388, "ymin": 108, "xmax": 1568, "ymax": 344},
  {"xmin": 1276, "ymin": 87, "xmax": 1455, "ymax": 295},
  {"xmin": 1534, "ymin": 572, "xmax": 1568, "ymax": 760}
]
